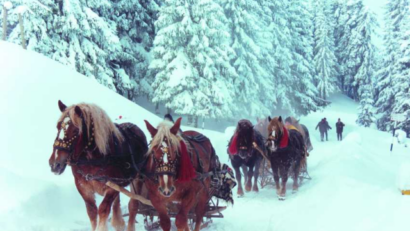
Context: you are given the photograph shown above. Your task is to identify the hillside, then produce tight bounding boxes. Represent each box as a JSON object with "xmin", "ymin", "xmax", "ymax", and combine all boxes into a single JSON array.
[{"xmin": 1, "ymin": 42, "xmax": 410, "ymax": 231}]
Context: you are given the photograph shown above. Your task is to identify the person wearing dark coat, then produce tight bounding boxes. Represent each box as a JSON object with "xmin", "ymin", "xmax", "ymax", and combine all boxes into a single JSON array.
[
  {"xmin": 336, "ymin": 118, "xmax": 345, "ymax": 141},
  {"xmin": 316, "ymin": 118, "xmax": 332, "ymax": 141}
]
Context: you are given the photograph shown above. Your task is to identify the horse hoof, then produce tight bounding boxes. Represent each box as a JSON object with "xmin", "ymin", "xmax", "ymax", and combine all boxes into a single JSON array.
[
  {"xmin": 278, "ymin": 196, "xmax": 286, "ymax": 201},
  {"xmin": 245, "ymin": 185, "xmax": 252, "ymax": 192},
  {"xmin": 292, "ymin": 189, "xmax": 298, "ymax": 194},
  {"xmin": 253, "ymin": 187, "xmax": 259, "ymax": 193}
]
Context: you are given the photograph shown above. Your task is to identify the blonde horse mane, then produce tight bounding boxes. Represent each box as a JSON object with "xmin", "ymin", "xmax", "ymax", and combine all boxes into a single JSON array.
[
  {"xmin": 58, "ymin": 103, "xmax": 123, "ymax": 155},
  {"xmin": 148, "ymin": 121, "xmax": 182, "ymax": 158}
]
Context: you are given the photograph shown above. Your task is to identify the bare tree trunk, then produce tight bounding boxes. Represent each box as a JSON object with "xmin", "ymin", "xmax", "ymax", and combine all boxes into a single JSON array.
[
  {"xmin": 2, "ymin": 6, "xmax": 7, "ymax": 41},
  {"xmin": 194, "ymin": 116, "xmax": 198, "ymax": 128},
  {"xmin": 18, "ymin": 13, "xmax": 26, "ymax": 49},
  {"xmin": 167, "ymin": 107, "xmax": 171, "ymax": 114},
  {"xmin": 155, "ymin": 103, "xmax": 160, "ymax": 115}
]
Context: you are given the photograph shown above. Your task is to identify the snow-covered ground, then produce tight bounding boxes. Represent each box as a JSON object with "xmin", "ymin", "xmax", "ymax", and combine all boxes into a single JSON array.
[{"xmin": 1, "ymin": 41, "xmax": 410, "ymax": 231}]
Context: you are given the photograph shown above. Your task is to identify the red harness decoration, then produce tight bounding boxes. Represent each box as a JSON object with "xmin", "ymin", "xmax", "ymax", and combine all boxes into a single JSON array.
[
  {"xmin": 279, "ymin": 127, "xmax": 289, "ymax": 148},
  {"xmin": 228, "ymin": 134, "xmax": 238, "ymax": 155},
  {"xmin": 177, "ymin": 140, "xmax": 196, "ymax": 182}
]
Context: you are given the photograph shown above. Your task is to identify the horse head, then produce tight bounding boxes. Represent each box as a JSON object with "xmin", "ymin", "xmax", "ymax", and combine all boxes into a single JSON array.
[
  {"xmin": 267, "ymin": 116, "xmax": 285, "ymax": 152},
  {"xmin": 145, "ymin": 118, "xmax": 186, "ymax": 197},
  {"xmin": 255, "ymin": 117, "xmax": 269, "ymax": 140},
  {"xmin": 229, "ymin": 119, "xmax": 255, "ymax": 159},
  {"xmin": 49, "ymin": 101, "xmax": 85, "ymax": 175},
  {"xmin": 49, "ymin": 101, "xmax": 122, "ymax": 175}
]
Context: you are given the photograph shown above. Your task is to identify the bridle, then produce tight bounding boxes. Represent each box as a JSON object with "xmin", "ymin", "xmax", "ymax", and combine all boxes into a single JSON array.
[
  {"xmin": 151, "ymin": 138, "xmax": 178, "ymax": 177},
  {"xmin": 53, "ymin": 115, "xmax": 95, "ymax": 163}
]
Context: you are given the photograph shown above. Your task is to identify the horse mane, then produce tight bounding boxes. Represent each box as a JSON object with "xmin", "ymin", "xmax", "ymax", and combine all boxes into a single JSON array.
[
  {"xmin": 286, "ymin": 116, "xmax": 306, "ymax": 138},
  {"xmin": 148, "ymin": 120, "xmax": 182, "ymax": 158},
  {"xmin": 58, "ymin": 103, "xmax": 124, "ymax": 155}
]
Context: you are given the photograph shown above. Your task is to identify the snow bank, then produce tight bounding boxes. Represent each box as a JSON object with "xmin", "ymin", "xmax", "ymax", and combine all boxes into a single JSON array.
[{"xmin": 1, "ymin": 41, "xmax": 410, "ymax": 231}]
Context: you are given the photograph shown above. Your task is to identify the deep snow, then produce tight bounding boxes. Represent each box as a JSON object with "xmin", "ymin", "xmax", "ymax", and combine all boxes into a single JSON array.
[{"xmin": 1, "ymin": 41, "xmax": 410, "ymax": 231}]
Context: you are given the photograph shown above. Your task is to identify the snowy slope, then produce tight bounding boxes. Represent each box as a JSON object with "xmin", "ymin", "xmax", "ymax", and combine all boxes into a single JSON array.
[{"xmin": 1, "ymin": 41, "xmax": 410, "ymax": 231}]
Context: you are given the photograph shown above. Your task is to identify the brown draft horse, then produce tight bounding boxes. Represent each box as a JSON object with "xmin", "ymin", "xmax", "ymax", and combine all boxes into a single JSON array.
[
  {"xmin": 227, "ymin": 120, "xmax": 264, "ymax": 196},
  {"xmin": 144, "ymin": 118, "xmax": 215, "ymax": 231},
  {"xmin": 49, "ymin": 101, "xmax": 148, "ymax": 231},
  {"xmin": 266, "ymin": 116, "xmax": 304, "ymax": 200}
]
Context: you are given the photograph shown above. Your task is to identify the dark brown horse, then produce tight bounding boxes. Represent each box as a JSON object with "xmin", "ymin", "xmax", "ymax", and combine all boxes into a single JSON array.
[
  {"xmin": 227, "ymin": 119, "xmax": 264, "ymax": 196},
  {"xmin": 49, "ymin": 101, "xmax": 148, "ymax": 231},
  {"xmin": 144, "ymin": 118, "xmax": 216, "ymax": 231},
  {"xmin": 267, "ymin": 116, "xmax": 304, "ymax": 200}
]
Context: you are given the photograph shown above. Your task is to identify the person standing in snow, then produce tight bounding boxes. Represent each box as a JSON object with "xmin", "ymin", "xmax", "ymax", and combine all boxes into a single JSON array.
[
  {"xmin": 316, "ymin": 118, "xmax": 332, "ymax": 141},
  {"xmin": 336, "ymin": 118, "xmax": 345, "ymax": 141}
]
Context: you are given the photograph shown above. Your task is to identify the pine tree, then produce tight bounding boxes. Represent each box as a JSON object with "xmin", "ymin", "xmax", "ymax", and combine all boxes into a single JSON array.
[
  {"xmin": 288, "ymin": 0, "xmax": 321, "ymax": 114},
  {"xmin": 375, "ymin": 0, "xmax": 410, "ymax": 131},
  {"xmin": 354, "ymin": 2, "xmax": 378, "ymax": 126},
  {"xmin": 313, "ymin": 0, "xmax": 338, "ymax": 100},
  {"xmin": 2, "ymin": 0, "xmax": 130, "ymax": 93},
  {"xmin": 150, "ymin": 0, "xmax": 237, "ymax": 120},
  {"xmin": 220, "ymin": 0, "xmax": 272, "ymax": 117},
  {"xmin": 109, "ymin": 0, "xmax": 160, "ymax": 99},
  {"xmin": 392, "ymin": 0, "xmax": 410, "ymax": 133}
]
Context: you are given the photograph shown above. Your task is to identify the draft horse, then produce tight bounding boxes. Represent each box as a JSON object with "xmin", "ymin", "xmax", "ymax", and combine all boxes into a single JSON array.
[
  {"xmin": 266, "ymin": 116, "xmax": 305, "ymax": 200},
  {"xmin": 144, "ymin": 118, "xmax": 216, "ymax": 231},
  {"xmin": 227, "ymin": 119, "xmax": 264, "ymax": 196},
  {"xmin": 49, "ymin": 101, "xmax": 148, "ymax": 231}
]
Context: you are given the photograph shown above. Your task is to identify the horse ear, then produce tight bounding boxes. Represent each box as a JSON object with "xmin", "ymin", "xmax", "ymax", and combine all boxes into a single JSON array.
[
  {"xmin": 170, "ymin": 117, "xmax": 182, "ymax": 135},
  {"xmin": 144, "ymin": 120, "xmax": 158, "ymax": 137},
  {"xmin": 279, "ymin": 116, "xmax": 282, "ymax": 122},
  {"xmin": 74, "ymin": 106, "xmax": 83, "ymax": 118},
  {"xmin": 58, "ymin": 100, "xmax": 67, "ymax": 112},
  {"xmin": 268, "ymin": 116, "xmax": 272, "ymax": 122}
]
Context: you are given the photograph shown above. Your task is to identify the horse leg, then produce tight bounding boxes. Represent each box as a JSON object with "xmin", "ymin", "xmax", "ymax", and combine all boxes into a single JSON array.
[
  {"xmin": 279, "ymin": 166, "xmax": 289, "ymax": 200},
  {"xmin": 76, "ymin": 180, "xmax": 98, "ymax": 230},
  {"xmin": 97, "ymin": 189, "xmax": 119, "ymax": 231},
  {"xmin": 151, "ymin": 198, "xmax": 171, "ymax": 231},
  {"xmin": 193, "ymin": 189, "xmax": 210, "ymax": 231},
  {"xmin": 127, "ymin": 180, "xmax": 143, "ymax": 231},
  {"xmin": 241, "ymin": 165, "xmax": 248, "ymax": 184},
  {"xmin": 245, "ymin": 164, "xmax": 254, "ymax": 192},
  {"xmin": 293, "ymin": 157, "xmax": 302, "ymax": 193},
  {"xmin": 175, "ymin": 191, "xmax": 196, "ymax": 231},
  {"xmin": 233, "ymin": 166, "xmax": 244, "ymax": 196},
  {"xmin": 270, "ymin": 159, "xmax": 280, "ymax": 196},
  {"xmin": 252, "ymin": 158, "xmax": 262, "ymax": 192},
  {"xmin": 111, "ymin": 195, "xmax": 125, "ymax": 231}
]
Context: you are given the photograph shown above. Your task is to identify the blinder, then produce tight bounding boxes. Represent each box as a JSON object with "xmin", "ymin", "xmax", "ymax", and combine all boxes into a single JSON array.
[
  {"xmin": 153, "ymin": 139, "xmax": 178, "ymax": 176},
  {"xmin": 53, "ymin": 117, "xmax": 79, "ymax": 153}
]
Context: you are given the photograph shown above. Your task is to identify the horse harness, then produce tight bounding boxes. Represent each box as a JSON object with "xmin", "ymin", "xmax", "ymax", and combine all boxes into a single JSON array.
[{"xmin": 53, "ymin": 115, "xmax": 147, "ymax": 185}]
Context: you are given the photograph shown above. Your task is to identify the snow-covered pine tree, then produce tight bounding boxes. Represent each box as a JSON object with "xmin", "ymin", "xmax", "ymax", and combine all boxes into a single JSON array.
[
  {"xmin": 353, "ymin": 2, "xmax": 378, "ymax": 126},
  {"xmin": 109, "ymin": 0, "xmax": 160, "ymax": 99},
  {"xmin": 288, "ymin": 0, "xmax": 321, "ymax": 114},
  {"xmin": 262, "ymin": 0, "xmax": 295, "ymax": 114},
  {"xmin": 150, "ymin": 0, "xmax": 237, "ymax": 121},
  {"xmin": 357, "ymin": 84, "xmax": 375, "ymax": 127},
  {"xmin": 313, "ymin": 0, "xmax": 338, "ymax": 100},
  {"xmin": 219, "ymin": 0, "xmax": 272, "ymax": 118},
  {"xmin": 341, "ymin": 0, "xmax": 377, "ymax": 101},
  {"xmin": 375, "ymin": 0, "xmax": 410, "ymax": 131},
  {"xmin": 1, "ymin": 0, "xmax": 131, "ymax": 94},
  {"xmin": 391, "ymin": 0, "xmax": 410, "ymax": 132},
  {"xmin": 331, "ymin": 0, "xmax": 348, "ymax": 90}
]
